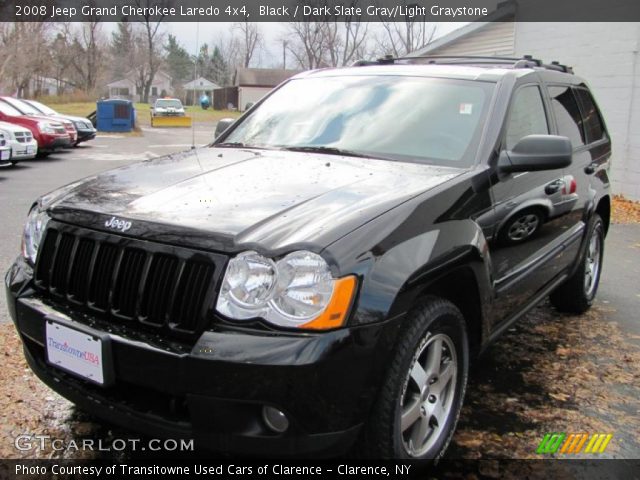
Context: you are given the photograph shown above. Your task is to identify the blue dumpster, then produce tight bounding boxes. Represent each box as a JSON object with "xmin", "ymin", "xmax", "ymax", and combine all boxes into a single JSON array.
[{"xmin": 96, "ymin": 99, "xmax": 135, "ymax": 132}]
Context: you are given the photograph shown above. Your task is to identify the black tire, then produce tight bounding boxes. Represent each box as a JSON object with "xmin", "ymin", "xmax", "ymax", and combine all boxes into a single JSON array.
[
  {"xmin": 37, "ymin": 152, "xmax": 50, "ymax": 158},
  {"xmin": 498, "ymin": 208, "xmax": 545, "ymax": 246},
  {"xmin": 360, "ymin": 297, "xmax": 469, "ymax": 459},
  {"xmin": 550, "ymin": 214, "xmax": 604, "ymax": 314}
]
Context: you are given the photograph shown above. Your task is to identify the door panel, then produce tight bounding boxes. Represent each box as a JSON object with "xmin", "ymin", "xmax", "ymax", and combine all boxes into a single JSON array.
[{"xmin": 486, "ymin": 84, "xmax": 577, "ymax": 325}]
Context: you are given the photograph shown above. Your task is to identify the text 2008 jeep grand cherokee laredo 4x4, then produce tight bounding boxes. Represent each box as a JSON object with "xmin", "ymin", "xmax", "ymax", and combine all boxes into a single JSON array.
[{"xmin": 6, "ymin": 56, "xmax": 611, "ymax": 459}]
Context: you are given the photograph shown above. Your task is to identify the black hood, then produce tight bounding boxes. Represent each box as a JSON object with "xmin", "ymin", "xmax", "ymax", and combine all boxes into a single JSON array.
[{"xmin": 47, "ymin": 147, "xmax": 463, "ymax": 253}]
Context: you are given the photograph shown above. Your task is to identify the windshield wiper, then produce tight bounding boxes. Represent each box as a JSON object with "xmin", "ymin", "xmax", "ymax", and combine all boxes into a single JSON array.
[
  {"xmin": 281, "ymin": 145, "xmax": 369, "ymax": 158},
  {"xmin": 215, "ymin": 142, "xmax": 246, "ymax": 148}
]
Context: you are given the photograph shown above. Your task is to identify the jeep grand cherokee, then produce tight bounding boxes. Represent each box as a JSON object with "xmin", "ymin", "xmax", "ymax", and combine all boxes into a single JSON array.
[{"xmin": 5, "ymin": 56, "xmax": 611, "ymax": 459}]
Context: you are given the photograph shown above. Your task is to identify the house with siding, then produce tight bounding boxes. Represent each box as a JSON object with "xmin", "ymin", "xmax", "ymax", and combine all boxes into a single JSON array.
[
  {"xmin": 234, "ymin": 68, "xmax": 302, "ymax": 111},
  {"xmin": 106, "ymin": 71, "xmax": 173, "ymax": 103},
  {"xmin": 412, "ymin": 6, "xmax": 640, "ymax": 200}
]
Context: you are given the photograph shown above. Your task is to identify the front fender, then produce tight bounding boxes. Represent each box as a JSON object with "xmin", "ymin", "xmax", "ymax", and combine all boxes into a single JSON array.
[{"xmin": 324, "ymin": 215, "xmax": 494, "ymax": 328}]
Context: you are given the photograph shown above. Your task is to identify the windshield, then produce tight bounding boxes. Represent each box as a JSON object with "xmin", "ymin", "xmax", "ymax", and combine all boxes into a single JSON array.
[
  {"xmin": 155, "ymin": 99, "xmax": 183, "ymax": 109},
  {"xmin": 222, "ymin": 75, "xmax": 494, "ymax": 166},
  {"xmin": 27, "ymin": 100, "xmax": 57, "ymax": 115},
  {"xmin": 1, "ymin": 98, "xmax": 40, "ymax": 115},
  {"xmin": 0, "ymin": 101, "xmax": 23, "ymax": 116}
]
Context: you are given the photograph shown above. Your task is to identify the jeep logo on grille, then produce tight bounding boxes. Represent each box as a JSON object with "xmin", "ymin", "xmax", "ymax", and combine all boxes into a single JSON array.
[{"xmin": 105, "ymin": 216, "xmax": 132, "ymax": 232}]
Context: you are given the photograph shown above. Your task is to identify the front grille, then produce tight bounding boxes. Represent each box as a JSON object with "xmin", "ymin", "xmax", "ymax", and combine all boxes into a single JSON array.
[
  {"xmin": 34, "ymin": 223, "xmax": 222, "ymax": 338},
  {"xmin": 15, "ymin": 131, "xmax": 32, "ymax": 143},
  {"xmin": 53, "ymin": 126, "xmax": 66, "ymax": 134}
]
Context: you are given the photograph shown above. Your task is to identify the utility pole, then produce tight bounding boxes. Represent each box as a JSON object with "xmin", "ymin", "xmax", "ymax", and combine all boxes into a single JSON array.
[{"xmin": 282, "ymin": 40, "xmax": 288, "ymax": 69}]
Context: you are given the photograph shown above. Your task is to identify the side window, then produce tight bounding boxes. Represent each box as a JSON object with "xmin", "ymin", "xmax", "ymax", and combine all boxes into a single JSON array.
[
  {"xmin": 506, "ymin": 85, "xmax": 549, "ymax": 150},
  {"xmin": 548, "ymin": 86, "xmax": 586, "ymax": 148},
  {"xmin": 574, "ymin": 88, "xmax": 605, "ymax": 144}
]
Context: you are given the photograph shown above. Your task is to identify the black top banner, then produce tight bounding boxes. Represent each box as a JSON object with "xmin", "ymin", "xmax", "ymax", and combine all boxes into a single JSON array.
[{"xmin": 1, "ymin": 0, "xmax": 639, "ymax": 22}]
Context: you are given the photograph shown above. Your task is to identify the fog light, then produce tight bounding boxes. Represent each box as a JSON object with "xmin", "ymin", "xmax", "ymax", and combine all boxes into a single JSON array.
[{"xmin": 262, "ymin": 406, "xmax": 289, "ymax": 433}]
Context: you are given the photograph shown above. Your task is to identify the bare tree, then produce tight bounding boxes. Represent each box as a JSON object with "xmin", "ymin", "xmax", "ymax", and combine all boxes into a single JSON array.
[
  {"xmin": 132, "ymin": 0, "xmax": 170, "ymax": 102},
  {"xmin": 284, "ymin": 22, "xmax": 329, "ymax": 69},
  {"xmin": 55, "ymin": 22, "xmax": 106, "ymax": 93},
  {"xmin": 326, "ymin": 19, "xmax": 369, "ymax": 67},
  {"xmin": 376, "ymin": 1, "xmax": 436, "ymax": 57},
  {"xmin": 0, "ymin": 23, "xmax": 52, "ymax": 96},
  {"xmin": 233, "ymin": 21, "xmax": 263, "ymax": 68},
  {"xmin": 283, "ymin": 0, "xmax": 369, "ymax": 69}
]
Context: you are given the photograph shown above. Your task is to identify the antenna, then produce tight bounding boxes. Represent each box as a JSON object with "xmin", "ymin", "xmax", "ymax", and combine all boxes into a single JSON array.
[{"xmin": 191, "ymin": 20, "xmax": 200, "ymax": 150}]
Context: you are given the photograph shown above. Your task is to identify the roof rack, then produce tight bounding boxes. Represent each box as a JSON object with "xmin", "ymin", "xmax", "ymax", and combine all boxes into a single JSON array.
[{"xmin": 352, "ymin": 55, "xmax": 574, "ymax": 74}]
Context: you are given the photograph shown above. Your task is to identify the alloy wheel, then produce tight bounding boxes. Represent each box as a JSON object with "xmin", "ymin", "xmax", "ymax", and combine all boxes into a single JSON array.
[
  {"xmin": 507, "ymin": 213, "xmax": 540, "ymax": 241},
  {"xmin": 584, "ymin": 227, "xmax": 602, "ymax": 297},
  {"xmin": 400, "ymin": 333, "xmax": 458, "ymax": 457}
]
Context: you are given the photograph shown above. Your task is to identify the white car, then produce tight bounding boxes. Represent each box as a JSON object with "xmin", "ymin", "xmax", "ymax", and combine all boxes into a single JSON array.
[
  {"xmin": 0, "ymin": 132, "xmax": 10, "ymax": 167},
  {"xmin": 152, "ymin": 98, "xmax": 185, "ymax": 116},
  {"xmin": 0, "ymin": 120, "xmax": 38, "ymax": 164}
]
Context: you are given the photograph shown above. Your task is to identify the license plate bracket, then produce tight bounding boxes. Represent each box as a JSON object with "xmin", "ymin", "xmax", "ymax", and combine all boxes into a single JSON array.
[{"xmin": 45, "ymin": 319, "xmax": 114, "ymax": 386}]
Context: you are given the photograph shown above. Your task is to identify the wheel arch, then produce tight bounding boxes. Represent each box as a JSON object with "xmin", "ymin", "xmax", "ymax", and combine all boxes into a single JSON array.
[
  {"xmin": 412, "ymin": 265, "xmax": 485, "ymax": 358},
  {"xmin": 497, "ymin": 203, "xmax": 550, "ymax": 237},
  {"xmin": 595, "ymin": 194, "xmax": 611, "ymax": 236},
  {"xmin": 375, "ymin": 221, "xmax": 494, "ymax": 358}
]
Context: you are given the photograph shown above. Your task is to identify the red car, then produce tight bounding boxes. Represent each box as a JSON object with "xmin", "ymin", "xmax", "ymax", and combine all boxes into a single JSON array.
[
  {"xmin": 0, "ymin": 100, "xmax": 71, "ymax": 155},
  {"xmin": 0, "ymin": 97, "xmax": 77, "ymax": 146}
]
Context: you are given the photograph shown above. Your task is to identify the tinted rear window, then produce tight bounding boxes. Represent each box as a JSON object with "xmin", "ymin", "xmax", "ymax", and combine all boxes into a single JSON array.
[
  {"xmin": 574, "ymin": 88, "xmax": 605, "ymax": 144},
  {"xmin": 548, "ymin": 86, "xmax": 585, "ymax": 148}
]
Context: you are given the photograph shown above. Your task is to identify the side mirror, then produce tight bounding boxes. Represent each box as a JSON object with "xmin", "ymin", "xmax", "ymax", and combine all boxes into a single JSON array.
[
  {"xmin": 499, "ymin": 135, "xmax": 572, "ymax": 173},
  {"xmin": 215, "ymin": 118, "xmax": 235, "ymax": 139}
]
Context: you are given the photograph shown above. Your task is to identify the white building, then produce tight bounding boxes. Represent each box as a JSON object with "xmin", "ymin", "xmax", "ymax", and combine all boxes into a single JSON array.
[
  {"xmin": 414, "ymin": 12, "xmax": 640, "ymax": 200},
  {"xmin": 28, "ymin": 76, "xmax": 72, "ymax": 97},
  {"xmin": 234, "ymin": 68, "xmax": 301, "ymax": 111},
  {"xmin": 182, "ymin": 77, "xmax": 220, "ymax": 105},
  {"xmin": 106, "ymin": 71, "xmax": 173, "ymax": 103}
]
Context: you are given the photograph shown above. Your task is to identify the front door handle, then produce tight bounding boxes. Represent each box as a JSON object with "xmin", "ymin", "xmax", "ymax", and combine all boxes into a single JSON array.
[{"xmin": 584, "ymin": 163, "xmax": 597, "ymax": 175}]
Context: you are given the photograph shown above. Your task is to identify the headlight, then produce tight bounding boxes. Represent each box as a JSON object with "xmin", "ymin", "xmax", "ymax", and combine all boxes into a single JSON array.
[
  {"xmin": 37, "ymin": 122, "xmax": 56, "ymax": 134},
  {"xmin": 22, "ymin": 207, "xmax": 50, "ymax": 265},
  {"xmin": 216, "ymin": 250, "xmax": 356, "ymax": 330},
  {"xmin": 225, "ymin": 252, "xmax": 277, "ymax": 311}
]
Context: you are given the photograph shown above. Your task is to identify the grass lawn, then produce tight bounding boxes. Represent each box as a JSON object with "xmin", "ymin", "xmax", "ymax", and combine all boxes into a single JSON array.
[{"xmin": 54, "ymin": 102, "xmax": 241, "ymax": 127}]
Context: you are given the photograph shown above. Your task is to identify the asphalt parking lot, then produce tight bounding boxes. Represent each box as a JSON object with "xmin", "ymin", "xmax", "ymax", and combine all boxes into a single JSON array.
[{"xmin": 0, "ymin": 129, "xmax": 638, "ymax": 462}]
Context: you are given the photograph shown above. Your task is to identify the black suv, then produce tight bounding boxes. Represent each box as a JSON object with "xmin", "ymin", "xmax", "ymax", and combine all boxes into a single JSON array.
[{"xmin": 6, "ymin": 56, "xmax": 611, "ymax": 459}]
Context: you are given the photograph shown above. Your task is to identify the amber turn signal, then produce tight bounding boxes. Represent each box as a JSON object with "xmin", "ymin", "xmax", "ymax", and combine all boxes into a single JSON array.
[{"xmin": 300, "ymin": 276, "xmax": 357, "ymax": 331}]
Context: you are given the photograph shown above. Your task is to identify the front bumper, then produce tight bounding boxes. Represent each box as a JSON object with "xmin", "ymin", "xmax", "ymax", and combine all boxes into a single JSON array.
[
  {"xmin": 0, "ymin": 146, "xmax": 10, "ymax": 165},
  {"xmin": 76, "ymin": 129, "xmax": 96, "ymax": 144},
  {"xmin": 5, "ymin": 257, "xmax": 402, "ymax": 456},
  {"xmin": 39, "ymin": 134, "xmax": 71, "ymax": 152},
  {"xmin": 10, "ymin": 141, "xmax": 38, "ymax": 160}
]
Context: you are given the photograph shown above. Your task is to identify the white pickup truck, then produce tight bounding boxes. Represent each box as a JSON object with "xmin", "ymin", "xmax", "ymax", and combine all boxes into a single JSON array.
[{"xmin": 0, "ymin": 120, "xmax": 38, "ymax": 165}]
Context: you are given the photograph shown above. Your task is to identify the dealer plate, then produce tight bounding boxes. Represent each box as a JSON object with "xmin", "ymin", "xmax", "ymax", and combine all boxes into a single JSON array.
[
  {"xmin": 45, "ymin": 321, "xmax": 105, "ymax": 385},
  {"xmin": 0, "ymin": 150, "xmax": 9, "ymax": 161}
]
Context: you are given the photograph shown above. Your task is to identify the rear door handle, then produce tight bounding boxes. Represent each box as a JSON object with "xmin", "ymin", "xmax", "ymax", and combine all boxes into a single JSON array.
[{"xmin": 545, "ymin": 179, "xmax": 563, "ymax": 195}]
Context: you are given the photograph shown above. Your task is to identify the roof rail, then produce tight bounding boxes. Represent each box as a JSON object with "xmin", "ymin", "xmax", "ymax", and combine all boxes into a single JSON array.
[{"xmin": 352, "ymin": 55, "xmax": 574, "ymax": 74}]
